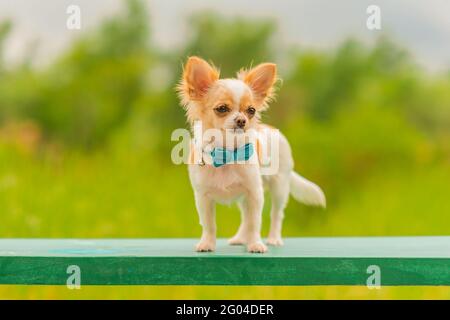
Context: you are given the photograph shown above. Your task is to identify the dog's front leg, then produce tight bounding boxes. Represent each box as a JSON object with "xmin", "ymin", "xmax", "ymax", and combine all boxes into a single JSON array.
[
  {"xmin": 244, "ymin": 188, "xmax": 267, "ymax": 253},
  {"xmin": 194, "ymin": 192, "xmax": 216, "ymax": 252}
]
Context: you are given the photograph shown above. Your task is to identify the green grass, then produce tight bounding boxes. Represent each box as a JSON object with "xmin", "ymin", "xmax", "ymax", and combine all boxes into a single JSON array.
[{"xmin": 0, "ymin": 144, "xmax": 449, "ymax": 299}]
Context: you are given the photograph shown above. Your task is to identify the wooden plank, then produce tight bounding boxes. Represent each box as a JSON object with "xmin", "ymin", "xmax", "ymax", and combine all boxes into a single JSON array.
[{"xmin": 0, "ymin": 237, "xmax": 449, "ymax": 286}]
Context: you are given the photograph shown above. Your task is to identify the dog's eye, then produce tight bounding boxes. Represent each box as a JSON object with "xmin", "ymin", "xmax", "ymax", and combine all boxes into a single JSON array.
[
  {"xmin": 215, "ymin": 104, "xmax": 230, "ymax": 113},
  {"xmin": 246, "ymin": 107, "xmax": 256, "ymax": 115}
]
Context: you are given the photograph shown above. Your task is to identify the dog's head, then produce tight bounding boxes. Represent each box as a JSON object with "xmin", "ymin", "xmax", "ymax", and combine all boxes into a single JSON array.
[{"xmin": 177, "ymin": 56, "xmax": 278, "ymax": 133}]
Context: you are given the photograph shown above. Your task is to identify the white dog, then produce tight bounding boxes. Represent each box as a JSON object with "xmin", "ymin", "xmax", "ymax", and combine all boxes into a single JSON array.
[{"xmin": 177, "ymin": 56, "xmax": 326, "ymax": 253}]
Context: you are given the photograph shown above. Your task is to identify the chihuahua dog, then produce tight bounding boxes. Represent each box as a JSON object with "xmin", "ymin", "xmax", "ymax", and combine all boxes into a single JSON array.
[{"xmin": 177, "ymin": 56, "xmax": 326, "ymax": 253}]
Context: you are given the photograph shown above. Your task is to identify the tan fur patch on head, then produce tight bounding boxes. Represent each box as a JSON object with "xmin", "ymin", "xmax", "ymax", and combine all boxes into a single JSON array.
[
  {"xmin": 239, "ymin": 94, "xmax": 253, "ymax": 111},
  {"xmin": 237, "ymin": 63, "xmax": 279, "ymax": 110},
  {"xmin": 204, "ymin": 83, "xmax": 236, "ymax": 109}
]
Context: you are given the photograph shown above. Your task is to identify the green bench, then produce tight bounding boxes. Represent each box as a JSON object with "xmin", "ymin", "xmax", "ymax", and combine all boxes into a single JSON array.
[{"xmin": 0, "ymin": 237, "xmax": 449, "ymax": 286}]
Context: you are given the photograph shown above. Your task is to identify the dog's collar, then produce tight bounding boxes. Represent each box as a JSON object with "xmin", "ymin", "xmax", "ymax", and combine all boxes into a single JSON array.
[
  {"xmin": 198, "ymin": 143, "xmax": 254, "ymax": 167},
  {"xmin": 210, "ymin": 143, "xmax": 254, "ymax": 167}
]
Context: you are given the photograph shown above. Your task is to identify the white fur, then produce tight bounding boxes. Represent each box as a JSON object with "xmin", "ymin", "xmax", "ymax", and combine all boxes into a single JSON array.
[
  {"xmin": 183, "ymin": 60, "xmax": 326, "ymax": 253},
  {"xmin": 290, "ymin": 171, "xmax": 326, "ymax": 207},
  {"xmin": 220, "ymin": 79, "xmax": 247, "ymax": 103},
  {"xmin": 189, "ymin": 128, "xmax": 326, "ymax": 253}
]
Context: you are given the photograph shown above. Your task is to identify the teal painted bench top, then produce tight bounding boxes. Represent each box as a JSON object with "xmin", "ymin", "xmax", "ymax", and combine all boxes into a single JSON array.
[{"xmin": 0, "ymin": 237, "xmax": 449, "ymax": 286}]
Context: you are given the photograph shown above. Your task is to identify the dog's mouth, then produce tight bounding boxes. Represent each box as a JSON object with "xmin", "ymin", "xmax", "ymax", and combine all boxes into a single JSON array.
[
  {"xmin": 222, "ymin": 127, "xmax": 246, "ymax": 134},
  {"xmin": 228, "ymin": 125, "xmax": 246, "ymax": 132},
  {"xmin": 232, "ymin": 128, "xmax": 245, "ymax": 134}
]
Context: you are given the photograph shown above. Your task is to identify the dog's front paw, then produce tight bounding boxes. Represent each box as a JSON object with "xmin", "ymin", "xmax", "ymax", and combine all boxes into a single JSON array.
[
  {"xmin": 266, "ymin": 237, "xmax": 284, "ymax": 246},
  {"xmin": 195, "ymin": 239, "xmax": 216, "ymax": 252},
  {"xmin": 247, "ymin": 241, "xmax": 268, "ymax": 253}
]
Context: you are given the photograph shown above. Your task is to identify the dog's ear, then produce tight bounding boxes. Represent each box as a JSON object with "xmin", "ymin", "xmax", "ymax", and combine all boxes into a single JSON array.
[
  {"xmin": 243, "ymin": 63, "xmax": 277, "ymax": 106},
  {"xmin": 178, "ymin": 56, "xmax": 219, "ymax": 104}
]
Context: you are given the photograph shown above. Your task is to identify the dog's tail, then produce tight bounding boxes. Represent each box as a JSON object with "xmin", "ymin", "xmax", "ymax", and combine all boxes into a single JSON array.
[{"xmin": 290, "ymin": 171, "xmax": 326, "ymax": 208}]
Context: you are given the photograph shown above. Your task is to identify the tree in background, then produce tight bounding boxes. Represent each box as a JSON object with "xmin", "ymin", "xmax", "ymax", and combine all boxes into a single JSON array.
[{"xmin": 0, "ymin": 0, "xmax": 152, "ymax": 149}]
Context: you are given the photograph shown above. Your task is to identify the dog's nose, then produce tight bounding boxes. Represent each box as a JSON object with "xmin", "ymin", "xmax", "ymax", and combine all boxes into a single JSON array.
[{"xmin": 236, "ymin": 118, "xmax": 246, "ymax": 128}]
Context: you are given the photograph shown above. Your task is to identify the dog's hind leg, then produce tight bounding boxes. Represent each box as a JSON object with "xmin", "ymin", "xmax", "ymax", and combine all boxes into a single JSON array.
[
  {"xmin": 228, "ymin": 200, "xmax": 249, "ymax": 245},
  {"xmin": 266, "ymin": 173, "xmax": 290, "ymax": 246},
  {"xmin": 229, "ymin": 192, "xmax": 267, "ymax": 253}
]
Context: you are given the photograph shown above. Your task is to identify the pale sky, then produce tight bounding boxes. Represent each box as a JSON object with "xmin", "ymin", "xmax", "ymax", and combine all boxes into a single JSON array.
[{"xmin": 1, "ymin": 0, "xmax": 449, "ymax": 71}]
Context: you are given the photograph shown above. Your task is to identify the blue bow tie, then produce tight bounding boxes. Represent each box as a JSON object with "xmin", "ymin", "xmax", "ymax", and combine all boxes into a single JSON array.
[{"xmin": 210, "ymin": 143, "xmax": 254, "ymax": 167}]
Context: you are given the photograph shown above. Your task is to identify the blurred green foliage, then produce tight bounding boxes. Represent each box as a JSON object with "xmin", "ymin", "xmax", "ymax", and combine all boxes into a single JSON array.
[
  {"xmin": 182, "ymin": 11, "xmax": 276, "ymax": 75},
  {"xmin": 0, "ymin": 0, "xmax": 150, "ymax": 148},
  {"xmin": 0, "ymin": 0, "xmax": 449, "ymax": 299}
]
